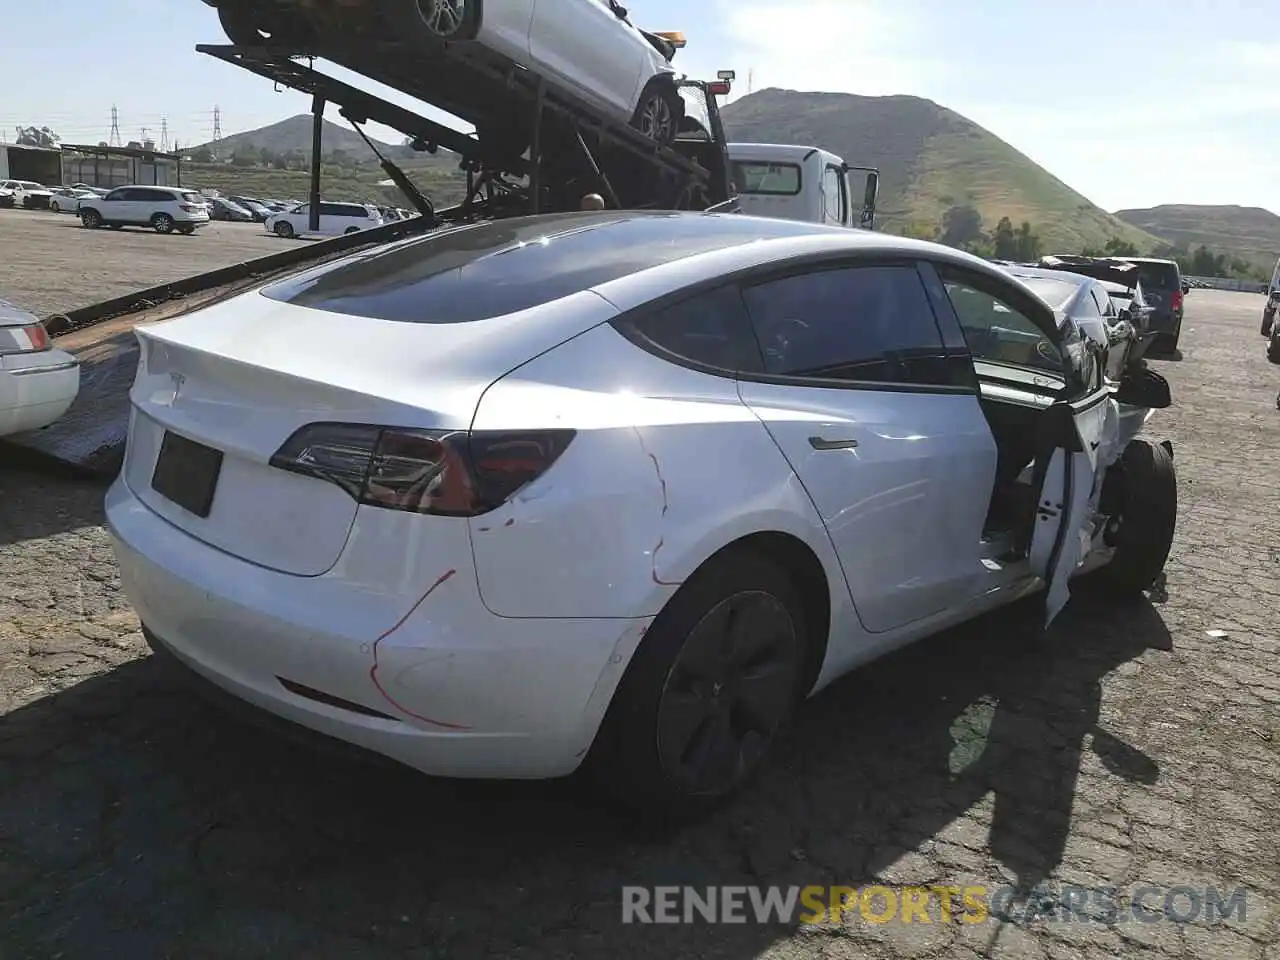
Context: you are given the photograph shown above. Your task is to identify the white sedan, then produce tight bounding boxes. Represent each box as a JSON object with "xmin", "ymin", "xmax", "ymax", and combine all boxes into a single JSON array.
[
  {"xmin": 106, "ymin": 213, "xmax": 1176, "ymax": 817},
  {"xmin": 205, "ymin": 0, "xmax": 687, "ymax": 143},
  {"xmin": 0, "ymin": 299, "xmax": 80, "ymax": 436},
  {"xmin": 49, "ymin": 187, "xmax": 99, "ymax": 215}
]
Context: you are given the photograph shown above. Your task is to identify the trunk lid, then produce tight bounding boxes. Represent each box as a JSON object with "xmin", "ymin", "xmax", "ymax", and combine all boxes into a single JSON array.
[{"xmin": 123, "ymin": 286, "xmax": 615, "ymax": 576}]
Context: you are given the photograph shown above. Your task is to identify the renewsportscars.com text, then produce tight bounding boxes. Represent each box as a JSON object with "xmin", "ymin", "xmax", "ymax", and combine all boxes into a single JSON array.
[{"xmin": 621, "ymin": 884, "xmax": 1249, "ymax": 926}]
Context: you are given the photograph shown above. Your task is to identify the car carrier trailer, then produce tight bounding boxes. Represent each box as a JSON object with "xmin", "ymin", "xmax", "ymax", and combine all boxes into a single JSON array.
[{"xmin": 3, "ymin": 30, "xmax": 739, "ymax": 473}]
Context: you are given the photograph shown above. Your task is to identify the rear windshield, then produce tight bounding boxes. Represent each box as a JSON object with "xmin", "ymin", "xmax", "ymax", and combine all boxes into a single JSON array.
[
  {"xmin": 1017, "ymin": 276, "xmax": 1079, "ymax": 310},
  {"xmin": 1130, "ymin": 260, "xmax": 1180, "ymax": 290},
  {"xmin": 180, "ymin": 191, "xmax": 203, "ymax": 203},
  {"xmin": 730, "ymin": 161, "xmax": 802, "ymax": 196},
  {"xmin": 261, "ymin": 212, "xmax": 815, "ymax": 323}
]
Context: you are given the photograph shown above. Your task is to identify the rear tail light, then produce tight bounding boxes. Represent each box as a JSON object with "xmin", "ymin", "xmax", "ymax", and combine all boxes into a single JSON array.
[
  {"xmin": 1171, "ymin": 289, "xmax": 1183, "ymax": 311},
  {"xmin": 0, "ymin": 322, "xmax": 50, "ymax": 355},
  {"xmin": 269, "ymin": 423, "xmax": 575, "ymax": 516}
]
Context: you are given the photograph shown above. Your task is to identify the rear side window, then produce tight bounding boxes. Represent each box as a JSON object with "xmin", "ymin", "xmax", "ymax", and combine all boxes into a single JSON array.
[
  {"xmin": 740, "ymin": 264, "xmax": 951, "ymax": 385},
  {"xmin": 1018, "ymin": 277, "xmax": 1079, "ymax": 311},
  {"xmin": 262, "ymin": 213, "xmax": 813, "ymax": 323},
  {"xmin": 1132, "ymin": 261, "xmax": 1179, "ymax": 290},
  {"xmin": 618, "ymin": 285, "xmax": 762, "ymax": 373},
  {"xmin": 731, "ymin": 161, "xmax": 801, "ymax": 196}
]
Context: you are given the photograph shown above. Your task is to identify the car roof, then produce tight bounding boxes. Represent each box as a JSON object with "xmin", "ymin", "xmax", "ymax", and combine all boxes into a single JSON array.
[{"xmin": 1105, "ymin": 256, "xmax": 1177, "ymax": 266}]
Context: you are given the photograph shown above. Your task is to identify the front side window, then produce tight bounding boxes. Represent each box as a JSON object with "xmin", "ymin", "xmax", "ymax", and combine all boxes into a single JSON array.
[
  {"xmin": 740, "ymin": 264, "xmax": 951, "ymax": 386},
  {"xmin": 940, "ymin": 272, "xmax": 1063, "ymax": 378},
  {"xmin": 822, "ymin": 165, "xmax": 847, "ymax": 224}
]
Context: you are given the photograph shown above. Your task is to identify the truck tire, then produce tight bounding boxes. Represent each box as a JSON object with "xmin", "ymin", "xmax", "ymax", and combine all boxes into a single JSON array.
[
  {"xmin": 581, "ymin": 550, "xmax": 808, "ymax": 823},
  {"xmin": 1095, "ymin": 439, "xmax": 1177, "ymax": 596},
  {"xmin": 1261, "ymin": 308, "xmax": 1274, "ymax": 338},
  {"xmin": 1269, "ymin": 329, "xmax": 1280, "ymax": 364}
]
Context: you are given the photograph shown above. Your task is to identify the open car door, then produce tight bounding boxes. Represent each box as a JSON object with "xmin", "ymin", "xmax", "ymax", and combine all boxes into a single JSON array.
[
  {"xmin": 1027, "ymin": 382, "xmax": 1115, "ymax": 625},
  {"xmin": 933, "ymin": 263, "xmax": 1113, "ymax": 627}
]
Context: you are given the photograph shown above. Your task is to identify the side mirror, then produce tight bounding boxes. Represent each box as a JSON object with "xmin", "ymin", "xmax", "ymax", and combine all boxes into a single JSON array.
[
  {"xmin": 863, "ymin": 171, "xmax": 879, "ymax": 211},
  {"xmin": 1107, "ymin": 319, "xmax": 1135, "ymax": 345},
  {"xmin": 1114, "ymin": 365, "xmax": 1171, "ymax": 409},
  {"xmin": 1180, "ymin": 281, "xmax": 1189, "ymax": 294}
]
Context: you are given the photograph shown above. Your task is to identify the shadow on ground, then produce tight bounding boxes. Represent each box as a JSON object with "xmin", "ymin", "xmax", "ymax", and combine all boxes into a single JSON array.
[{"xmin": 0, "ymin": 590, "xmax": 1171, "ymax": 958}]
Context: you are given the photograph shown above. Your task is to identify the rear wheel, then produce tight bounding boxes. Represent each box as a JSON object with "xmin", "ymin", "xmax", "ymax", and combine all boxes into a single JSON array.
[
  {"xmin": 630, "ymin": 79, "xmax": 683, "ymax": 145},
  {"xmin": 274, "ymin": 221, "xmax": 295, "ymax": 239},
  {"xmin": 216, "ymin": 2, "xmax": 315, "ymax": 46},
  {"xmin": 1095, "ymin": 439, "xmax": 1177, "ymax": 595},
  {"xmin": 80, "ymin": 209, "xmax": 102, "ymax": 229},
  {"xmin": 583, "ymin": 551, "xmax": 808, "ymax": 822},
  {"xmin": 152, "ymin": 213, "xmax": 175, "ymax": 234},
  {"xmin": 1268, "ymin": 328, "xmax": 1280, "ymax": 364}
]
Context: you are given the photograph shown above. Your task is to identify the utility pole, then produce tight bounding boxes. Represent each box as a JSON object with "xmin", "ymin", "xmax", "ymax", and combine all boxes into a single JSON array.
[
  {"xmin": 159, "ymin": 118, "xmax": 170, "ymax": 152},
  {"xmin": 109, "ymin": 105, "xmax": 122, "ymax": 147},
  {"xmin": 212, "ymin": 105, "xmax": 223, "ymax": 158}
]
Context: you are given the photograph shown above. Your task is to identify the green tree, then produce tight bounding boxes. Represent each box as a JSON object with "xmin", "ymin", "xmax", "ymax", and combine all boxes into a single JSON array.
[
  {"xmin": 940, "ymin": 205, "xmax": 984, "ymax": 248},
  {"xmin": 991, "ymin": 217, "xmax": 1018, "ymax": 259},
  {"xmin": 1013, "ymin": 221, "xmax": 1042, "ymax": 261},
  {"xmin": 1103, "ymin": 237, "xmax": 1140, "ymax": 257},
  {"xmin": 15, "ymin": 125, "xmax": 59, "ymax": 148}
]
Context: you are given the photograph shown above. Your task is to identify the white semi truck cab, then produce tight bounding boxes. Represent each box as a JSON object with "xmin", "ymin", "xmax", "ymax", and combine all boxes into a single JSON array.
[{"xmin": 727, "ymin": 142, "xmax": 879, "ymax": 229}]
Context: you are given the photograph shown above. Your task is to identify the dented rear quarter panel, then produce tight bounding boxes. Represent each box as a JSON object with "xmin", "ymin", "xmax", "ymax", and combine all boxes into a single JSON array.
[{"xmin": 467, "ymin": 323, "xmax": 858, "ymax": 639}]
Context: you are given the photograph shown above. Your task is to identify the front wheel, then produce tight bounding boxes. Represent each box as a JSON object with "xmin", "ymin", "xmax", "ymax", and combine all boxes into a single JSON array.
[
  {"xmin": 388, "ymin": 0, "xmax": 481, "ymax": 42},
  {"xmin": 274, "ymin": 221, "xmax": 295, "ymax": 238},
  {"xmin": 1095, "ymin": 439, "xmax": 1177, "ymax": 595},
  {"xmin": 152, "ymin": 213, "xmax": 175, "ymax": 234},
  {"xmin": 629, "ymin": 79, "xmax": 683, "ymax": 145},
  {"xmin": 80, "ymin": 209, "xmax": 102, "ymax": 229},
  {"xmin": 583, "ymin": 551, "xmax": 808, "ymax": 822},
  {"xmin": 50, "ymin": 201, "xmax": 61, "ymax": 214}
]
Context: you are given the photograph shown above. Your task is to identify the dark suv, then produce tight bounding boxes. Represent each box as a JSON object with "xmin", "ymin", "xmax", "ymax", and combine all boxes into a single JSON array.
[{"xmin": 1106, "ymin": 257, "xmax": 1185, "ymax": 353}]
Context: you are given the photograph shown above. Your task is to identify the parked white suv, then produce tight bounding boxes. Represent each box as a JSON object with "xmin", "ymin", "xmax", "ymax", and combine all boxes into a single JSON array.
[
  {"xmin": 265, "ymin": 201, "xmax": 384, "ymax": 239},
  {"xmin": 77, "ymin": 186, "xmax": 211, "ymax": 235}
]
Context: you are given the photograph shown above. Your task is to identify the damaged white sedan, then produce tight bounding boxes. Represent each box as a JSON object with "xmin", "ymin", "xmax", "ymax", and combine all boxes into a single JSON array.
[{"xmin": 105, "ymin": 212, "xmax": 1176, "ymax": 818}]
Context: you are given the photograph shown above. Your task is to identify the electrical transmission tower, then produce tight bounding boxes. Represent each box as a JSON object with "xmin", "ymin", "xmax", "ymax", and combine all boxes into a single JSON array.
[
  {"xmin": 159, "ymin": 118, "xmax": 170, "ymax": 152},
  {"xmin": 109, "ymin": 106, "xmax": 122, "ymax": 147},
  {"xmin": 211, "ymin": 105, "xmax": 223, "ymax": 156}
]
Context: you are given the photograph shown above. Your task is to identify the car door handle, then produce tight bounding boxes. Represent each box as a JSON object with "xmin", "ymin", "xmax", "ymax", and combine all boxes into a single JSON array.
[{"xmin": 809, "ymin": 436, "xmax": 859, "ymax": 450}]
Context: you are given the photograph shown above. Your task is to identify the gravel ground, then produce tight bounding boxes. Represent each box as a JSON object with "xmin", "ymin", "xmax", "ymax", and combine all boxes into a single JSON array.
[
  {"xmin": 1, "ymin": 289, "xmax": 1277, "ymax": 959},
  {"xmin": 0, "ymin": 207, "xmax": 286, "ymax": 317}
]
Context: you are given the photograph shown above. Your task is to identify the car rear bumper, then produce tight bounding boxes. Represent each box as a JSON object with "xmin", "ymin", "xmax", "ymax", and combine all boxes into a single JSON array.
[
  {"xmin": 105, "ymin": 477, "xmax": 639, "ymax": 779},
  {"xmin": 0, "ymin": 351, "xmax": 80, "ymax": 435}
]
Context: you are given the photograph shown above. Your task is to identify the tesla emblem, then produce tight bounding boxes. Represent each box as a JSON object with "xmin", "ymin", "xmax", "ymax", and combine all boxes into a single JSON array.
[{"xmin": 169, "ymin": 372, "xmax": 186, "ymax": 404}]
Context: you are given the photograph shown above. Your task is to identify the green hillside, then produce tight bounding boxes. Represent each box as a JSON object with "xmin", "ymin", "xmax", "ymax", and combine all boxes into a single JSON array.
[
  {"xmin": 180, "ymin": 157, "xmax": 467, "ymax": 207},
  {"xmin": 720, "ymin": 88, "xmax": 1162, "ymax": 253},
  {"xmin": 1115, "ymin": 204, "xmax": 1280, "ymax": 271}
]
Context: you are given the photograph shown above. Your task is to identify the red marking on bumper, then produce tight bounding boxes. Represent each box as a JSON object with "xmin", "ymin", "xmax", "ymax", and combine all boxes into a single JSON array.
[{"xmin": 368, "ymin": 568, "xmax": 472, "ymax": 730}]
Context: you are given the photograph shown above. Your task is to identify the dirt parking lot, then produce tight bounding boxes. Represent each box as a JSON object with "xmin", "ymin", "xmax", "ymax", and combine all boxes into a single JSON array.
[
  {"xmin": 0, "ymin": 207, "xmax": 284, "ymax": 317},
  {"xmin": 1, "ymin": 289, "xmax": 1278, "ymax": 959}
]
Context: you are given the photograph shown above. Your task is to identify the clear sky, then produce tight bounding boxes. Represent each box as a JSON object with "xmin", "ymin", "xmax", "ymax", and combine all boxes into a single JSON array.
[{"xmin": 2, "ymin": 0, "xmax": 1274, "ymax": 214}]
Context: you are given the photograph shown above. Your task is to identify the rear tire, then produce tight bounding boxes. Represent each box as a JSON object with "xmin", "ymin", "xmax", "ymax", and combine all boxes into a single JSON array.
[
  {"xmin": 216, "ymin": 2, "xmax": 315, "ymax": 46},
  {"xmin": 80, "ymin": 209, "xmax": 102, "ymax": 229},
  {"xmin": 274, "ymin": 221, "xmax": 295, "ymax": 239},
  {"xmin": 582, "ymin": 550, "xmax": 808, "ymax": 823},
  {"xmin": 1268, "ymin": 330, "xmax": 1280, "ymax": 364},
  {"xmin": 1095, "ymin": 439, "xmax": 1177, "ymax": 595},
  {"xmin": 629, "ymin": 78, "xmax": 683, "ymax": 145},
  {"xmin": 152, "ymin": 213, "xmax": 175, "ymax": 234},
  {"xmin": 1261, "ymin": 308, "xmax": 1274, "ymax": 338}
]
